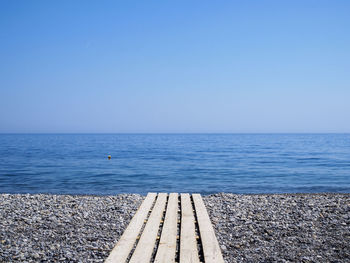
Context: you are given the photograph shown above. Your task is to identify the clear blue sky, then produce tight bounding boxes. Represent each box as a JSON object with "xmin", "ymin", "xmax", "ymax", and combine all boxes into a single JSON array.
[{"xmin": 1, "ymin": 0, "xmax": 349, "ymax": 133}]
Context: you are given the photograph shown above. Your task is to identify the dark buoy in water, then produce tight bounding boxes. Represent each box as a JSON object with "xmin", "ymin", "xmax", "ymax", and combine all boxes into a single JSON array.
[{"xmin": 108, "ymin": 155, "xmax": 111, "ymax": 160}]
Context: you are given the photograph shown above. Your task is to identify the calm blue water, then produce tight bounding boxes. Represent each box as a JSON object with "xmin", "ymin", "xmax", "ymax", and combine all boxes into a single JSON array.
[{"xmin": 0, "ymin": 134, "xmax": 349, "ymax": 195}]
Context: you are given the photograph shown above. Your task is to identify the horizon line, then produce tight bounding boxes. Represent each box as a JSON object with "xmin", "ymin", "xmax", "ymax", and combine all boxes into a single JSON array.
[{"xmin": 1, "ymin": 132, "xmax": 349, "ymax": 135}]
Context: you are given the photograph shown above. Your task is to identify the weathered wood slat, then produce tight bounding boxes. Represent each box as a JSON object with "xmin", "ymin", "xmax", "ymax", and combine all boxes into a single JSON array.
[
  {"xmin": 105, "ymin": 192, "xmax": 157, "ymax": 263},
  {"xmin": 192, "ymin": 193, "xmax": 224, "ymax": 263},
  {"xmin": 129, "ymin": 193, "xmax": 168, "ymax": 263},
  {"xmin": 154, "ymin": 193, "xmax": 178, "ymax": 263},
  {"xmin": 180, "ymin": 193, "xmax": 200, "ymax": 263}
]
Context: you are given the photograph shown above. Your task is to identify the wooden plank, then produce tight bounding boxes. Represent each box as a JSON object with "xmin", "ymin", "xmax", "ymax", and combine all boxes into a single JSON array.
[
  {"xmin": 154, "ymin": 193, "xmax": 178, "ymax": 263},
  {"xmin": 192, "ymin": 194, "xmax": 224, "ymax": 263},
  {"xmin": 180, "ymin": 193, "xmax": 200, "ymax": 263},
  {"xmin": 105, "ymin": 193, "xmax": 157, "ymax": 263},
  {"xmin": 129, "ymin": 193, "xmax": 168, "ymax": 263}
]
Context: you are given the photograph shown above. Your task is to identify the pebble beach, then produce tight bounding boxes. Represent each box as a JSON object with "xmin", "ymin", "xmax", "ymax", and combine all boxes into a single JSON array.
[{"xmin": 0, "ymin": 193, "xmax": 349, "ymax": 262}]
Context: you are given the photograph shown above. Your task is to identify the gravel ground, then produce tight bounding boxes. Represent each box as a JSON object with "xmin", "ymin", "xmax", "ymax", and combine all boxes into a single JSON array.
[
  {"xmin": 0, "ymin": 193, "xmax": 349, "ymax": 262},
  {"xmin": 203, "ymin": 193, "xmax": 350, "ymax": 263},
  {"xmin": 0, "ymin": 194, "xmax": 143, "ymax": 262}
]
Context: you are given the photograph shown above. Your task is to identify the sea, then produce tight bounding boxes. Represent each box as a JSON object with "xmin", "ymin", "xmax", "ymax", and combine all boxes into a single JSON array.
[{"xmin": 0, "ymin": 134, "xmax": 349, "ymax": 195}]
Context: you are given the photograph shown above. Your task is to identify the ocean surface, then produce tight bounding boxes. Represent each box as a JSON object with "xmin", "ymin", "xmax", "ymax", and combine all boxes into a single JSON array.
[{"xmin": 0, "ymin": 134, "xmax": 349, "ymax": 195}]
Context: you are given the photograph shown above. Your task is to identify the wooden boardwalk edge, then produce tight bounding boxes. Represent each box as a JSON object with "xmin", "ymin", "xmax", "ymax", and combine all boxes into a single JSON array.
[
  {"xmin": 105, "ymin": 192, "xmax": 157, "ymax": 263},
  {"xmin": 129, "ymin": 193, "xmax": 167, "ymax": 262},
  {"xmin": 193, "ymin": 193, "xmax": 224, "ymax": 263}
]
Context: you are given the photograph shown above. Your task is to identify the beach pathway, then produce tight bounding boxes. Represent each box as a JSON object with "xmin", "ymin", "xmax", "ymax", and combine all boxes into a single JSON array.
[{"xmin": 105, "ymin": 193, "xmax": 224, "ymax": 263}]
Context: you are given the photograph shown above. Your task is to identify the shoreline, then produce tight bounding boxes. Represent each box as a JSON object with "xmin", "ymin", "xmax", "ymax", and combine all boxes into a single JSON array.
[
  {"xmin": 1, "ymin": 193, "xmax": 349, "ymax": 262},
  {"xmin": 2, "ymin": 191, "xmax": 350, "ymax": 196}
]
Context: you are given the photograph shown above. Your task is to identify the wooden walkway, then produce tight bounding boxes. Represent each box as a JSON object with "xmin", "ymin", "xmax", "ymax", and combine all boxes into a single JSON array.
[{"xmin": 105, "ymin": 193, "xmax": 224, "ymax": 263}]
